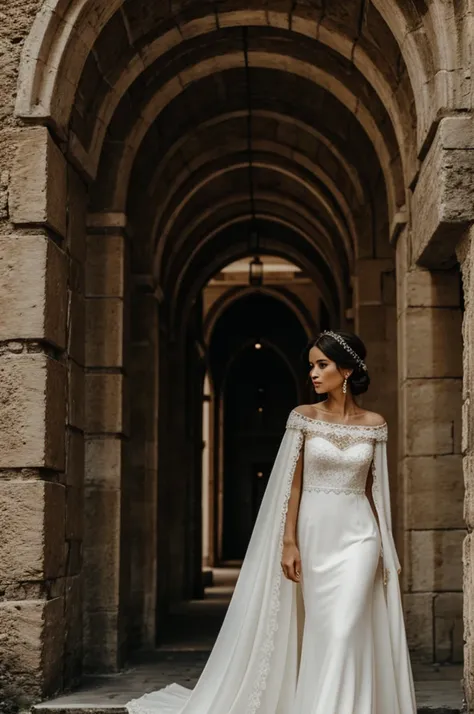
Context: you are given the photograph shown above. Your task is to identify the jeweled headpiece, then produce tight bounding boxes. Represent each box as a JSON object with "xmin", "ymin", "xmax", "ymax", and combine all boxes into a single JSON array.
[{"xmin": 319, "ymin": 330, "xmax": 368, "ymax": 372}]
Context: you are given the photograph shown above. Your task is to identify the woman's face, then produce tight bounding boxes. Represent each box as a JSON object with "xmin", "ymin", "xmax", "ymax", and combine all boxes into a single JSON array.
[{"xmin": 308, "ymin": 345, "xmax": 350, "ymax": 395}]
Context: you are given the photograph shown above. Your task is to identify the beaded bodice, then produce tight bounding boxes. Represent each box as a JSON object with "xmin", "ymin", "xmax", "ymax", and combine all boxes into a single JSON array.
[{"xmin": 286, "ymin": 409, "xmax": 388, "ymax": 495}]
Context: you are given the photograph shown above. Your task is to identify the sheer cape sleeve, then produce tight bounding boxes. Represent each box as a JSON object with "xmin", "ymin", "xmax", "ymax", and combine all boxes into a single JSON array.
[
  {"xmin": 371, "ymin": 425, "xmax": 401, "ymax": 580},
  {"xmin": 127, "ymin": 411, "xmax": 305, "ymax": 714}
]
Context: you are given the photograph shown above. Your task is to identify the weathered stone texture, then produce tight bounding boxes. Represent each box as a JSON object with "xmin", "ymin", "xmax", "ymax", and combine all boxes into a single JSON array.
[
  {"xmin": 0, "ymin": 480, "xmax": 65, "ymax": 584},
  {"xmin": 404, "ymin": 379, "xmax": 462, "ymax": 456},
  {"xmin": 86, "ymin": 298, "xmax": 124, "ymax": 367},
  {"xmin": 86, "ymin": 235, "xmax": 125, "ymax": 297},
  {"xmin": 409, "ymin": 530, "xmax": 464, "ymax": 593},
  {"xmin": 412, "ymin": 117, "xmax": 474, "ymax": 267},
  {"xmin": 0, "ymin": 354, "xmax": 66, "ymax": 469},
  {"xmin": 64, "ymin": 575, "xmax": 83, "ymax": 685},
  {"xmin": 68, "ymin": 359, "xmax": 85, "ymax": 432},
  {"xmin": 67, "ymin": 166, "xmax": 88, "ymax": 262},
  {"xmin": 83, "ymin": 488, "xmax": 120, "ymax": 612},
  {"xmin": 404, "ymin": 593, "xmax": 434, "ymax": 660},
  {"xmin": 405, "ymin": 455, "xmax": 463, "ymax": 530},
  {"xmin": 0, "ymin": 235, "xmax": 67, "ymax": 347},
  {"xmin": 404, "ymin": 307, "xmax": 462, "ymax": 379},
  {"xmin": 9, "ymin": 127, "xmax": 67, "ymax": 237},
  {"xmin": 434, "ymin": 593, "xmax": 464, "ymax": 663},
  {"xmin": 85, "ymin": 437, "xmax": 122, "ymax": 488},
  {"xmin": 85, "ymin": 374, "xmax": 127, "ymax": 435},
  {"xmin": 0, "ymin": 597, "xmax": 64, "ymax": 702}
]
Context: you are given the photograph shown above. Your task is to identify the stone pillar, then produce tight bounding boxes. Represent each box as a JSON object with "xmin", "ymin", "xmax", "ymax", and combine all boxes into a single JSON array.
[
  {"xmin": 397, "ymin": 226, "xmax": 463, "ymax": 662},
  {"xmin": 0, "ymin": 126, "xmax": 75, "ymax": 706},
  {"xmin": 84, "ymin": 218, "xmax": 129, "ymax": 671},
  {"xmin": 457, "ymin": 228, "xmax": 474, "ymax": 705},
  {"xmin": 128, "ymin": 285, "xmax": 159, "ymax": 649},
  {"xmin": 353, "ymin": 256, "xmax": 399, "ymax": 526}
]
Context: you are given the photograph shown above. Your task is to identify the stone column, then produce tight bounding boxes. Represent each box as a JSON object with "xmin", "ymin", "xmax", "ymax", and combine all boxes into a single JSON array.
[
  {"xmin": 128, "ymin": 285, "xmax": 159, "ymax": 648},
  {"xmin": 404, "ymin": 115, "xmax": 474, "ymax": 665},
  {"xmin": 397, "ymin": 225, "xmax": 463, "ymax": 663},
  {"xmin": 84, "ymin": 216, "xmax": 129, "ymax": 671},
  {"xmin": 0, "ymin": 126, "xmax": 79, "ymax": 705},
  {"xmin": 353, "ymin": 256, "xmax": 399, "ymax": 526},
  {"xmin": 457, "ymin": 228, "xmax": 474, "ymax": 705}
]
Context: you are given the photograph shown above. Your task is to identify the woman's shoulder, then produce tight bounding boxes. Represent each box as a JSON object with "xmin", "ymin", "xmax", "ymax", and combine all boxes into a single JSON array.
[
  {"xmin": 292, "ymin": 404, "xmax": 314, "ymax": 418},
  {"xmin": 291, "ymin": 405, "xmax": 386, "ymax": 425},
  {"xmin": 356, "ymin": 410, "xmax": 386, "ymax": 427}
]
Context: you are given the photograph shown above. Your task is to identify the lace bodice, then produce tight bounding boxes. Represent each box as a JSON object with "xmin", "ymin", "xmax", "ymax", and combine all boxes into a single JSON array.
[{"xmin": 286, "ymin": 409, "xmax": 387, "ymax": 495}]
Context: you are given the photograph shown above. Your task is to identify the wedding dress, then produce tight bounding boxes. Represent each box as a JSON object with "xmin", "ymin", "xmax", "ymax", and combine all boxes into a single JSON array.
[{"xmin": 126, "ymin": 408, "xmax": 416, "ymax": 714}]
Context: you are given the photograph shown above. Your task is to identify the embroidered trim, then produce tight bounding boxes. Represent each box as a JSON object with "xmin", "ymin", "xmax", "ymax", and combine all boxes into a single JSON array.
[
  {"xmin": 303, "ymin": 485, "xmax": 366, "ymax": 495},
  {"xmin": 247, "ymin": 430, "xmax": 304, "ymax": 713},
  {"xmin": 286, "ymin": 409, "xmax": 388, "ymax": 444}
]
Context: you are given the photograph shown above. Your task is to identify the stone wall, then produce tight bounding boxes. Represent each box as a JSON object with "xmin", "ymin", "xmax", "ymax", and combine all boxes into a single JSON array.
[{"xmin": 0, "ymin": 122, "xmax": 84, "ymax": 705}]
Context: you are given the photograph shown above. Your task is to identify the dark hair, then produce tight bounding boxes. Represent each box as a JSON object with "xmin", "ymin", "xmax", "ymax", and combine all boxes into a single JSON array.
[{"xmin": 310, "ymin": 330, "xmax": 370, "ymax": 396}]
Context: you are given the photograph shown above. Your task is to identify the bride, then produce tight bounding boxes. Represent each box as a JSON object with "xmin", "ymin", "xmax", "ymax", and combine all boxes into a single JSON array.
[{"xmin": 127, "ymin": 330, "xmax": 417, "ymax": 714}]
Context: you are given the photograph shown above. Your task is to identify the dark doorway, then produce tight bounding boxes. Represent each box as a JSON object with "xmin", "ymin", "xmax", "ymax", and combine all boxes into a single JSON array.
[{"xmin": 222, "ymin": 344, "xmax": 297, "ymax": 560}]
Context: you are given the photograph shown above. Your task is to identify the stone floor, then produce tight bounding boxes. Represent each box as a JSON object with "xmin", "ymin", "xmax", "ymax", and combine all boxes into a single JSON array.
[{"xmin": 33, "ymin": 569, "xmax": 464, "ymax": 714}]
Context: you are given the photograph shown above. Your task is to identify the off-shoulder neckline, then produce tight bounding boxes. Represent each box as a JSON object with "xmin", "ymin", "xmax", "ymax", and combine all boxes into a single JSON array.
[{"xmin": 290, "ymin": 408, "xmax": 387, "ymax": 430}]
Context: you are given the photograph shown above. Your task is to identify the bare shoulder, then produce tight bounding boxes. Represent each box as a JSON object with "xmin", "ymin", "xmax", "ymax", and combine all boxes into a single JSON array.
[
  {"xmin": 293, "ymin": 404, "xmax": 314, "ymax": 417},
  {"xmin": 358, "ymin": 410, "xmax": 386, "ymax": 427}
]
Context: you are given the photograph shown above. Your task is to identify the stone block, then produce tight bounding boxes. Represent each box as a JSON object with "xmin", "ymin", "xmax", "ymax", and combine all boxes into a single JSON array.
[
  {"xmin": 404, "ymin": 455, "xmax": 463, "ymax": 529},
  {"xmin": 85, "ymin": 373, "xmax": 127, "ymax": 434},
  {"xmin": 354, "ymin": 258, "xmax": 393, "ymax": 305},
  {"xmin": 355, "ymin": 305, "xmax": 386, "ymax": 342},
  {"xmin": 85, "ymin": 437, "xmax": 122, "ymax": 488},
  {"xmin": 405, "ymin": 268, "xmax": 462, "ymax": 309},
  {"xmin": 0, "ymin": 481, "xmax": 65, "ymax": 584},
  {"xmin": 85, "ymin": 235, "xmax": 125, "ymax": 297},
  {"xmin": 64, "ymin": 575, "xmax": 83, "ymax": 686},
  {"xmin": 434, "ymin": 593, "xmax": 463, "ymax": 663},
  {"xmin": 10, "ymin": 127, "xmax": 67, "ymax": 238},
  {"xmin": 404, "ymin": 378, "xmax": 462, "ymax": 455},
  {"xmin": 412, "ymin": 117, "xmax": 474, "ymax": 267},
  {"xmin": 66, "ymin": 428, "xmax": 85, "ymax": 489},
  {"xmin": 85, "ymin": 298, "xmax": 124, "ymax": 367},
  {"xmin": 68, "ymin": 289, "xmax": 85, "ymax": 366},
  {"xmin": 404, "ymin": 593, "xmax": 434, "ymax": 660},
  {"xmin": 403, "ymin": 307, "xmax": 462, "ymax": 378},
  {"xmin": 66, "ymin": 486, "xmax": 83, "ymax": 541},
  {"xmin": 0, "ymin": 354, "xmax": 66, "ymax": 469},
  {"xmin": 0, "ymin": 235, "xmax": 67, "ymax": 348},
  {"xmin": 83, "ymin": 488, "xmax": 120, "ymax": 611},
  {"xmin": 464, "ymin": 454, "xmax": 474, "ymax": 530},
  {"xmin": 68, "ymin": 360, "xmax": 85, "ymax": 431},
  {"xmin": 67, "ymin": 162, "xmax": 87, "ymax": 263},
  {"xmin": 83, "ymin": 609, "xmax": 120, "ymax": 672},
  {"xmin": 409, "ymin": 530, "xmax": 464, "ymax": 592},
  {"xmin": 0, "ymin": 598, "xmax": 64, "ymax": 699}
]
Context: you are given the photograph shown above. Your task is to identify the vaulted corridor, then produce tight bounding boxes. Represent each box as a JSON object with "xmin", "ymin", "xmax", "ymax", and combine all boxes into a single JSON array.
[{"xmin": 0, "ymin": 0, "xmax": 473, "ymax": 710}]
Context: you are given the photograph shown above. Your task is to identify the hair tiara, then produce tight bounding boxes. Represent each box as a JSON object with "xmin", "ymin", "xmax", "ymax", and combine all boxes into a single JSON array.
[{"xmin": 319, "ymin": 330, "xmax": 368, "ymax": 372}]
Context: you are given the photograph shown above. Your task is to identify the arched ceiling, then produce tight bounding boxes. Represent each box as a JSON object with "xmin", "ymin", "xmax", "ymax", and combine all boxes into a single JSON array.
[{"xmin": 18, "ymin": 0, "xmax": 465, "ymax": 330}]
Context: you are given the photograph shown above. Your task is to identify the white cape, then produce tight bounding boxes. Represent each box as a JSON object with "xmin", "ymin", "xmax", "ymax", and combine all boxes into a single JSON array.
[{"xmin": 127, "ymin": 419, "xmax": 416, "ymax": 714}]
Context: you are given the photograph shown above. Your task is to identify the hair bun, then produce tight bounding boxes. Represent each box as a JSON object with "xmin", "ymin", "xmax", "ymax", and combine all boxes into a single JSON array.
[{"xmin": 349, "ymin": 368, "xmax": 370, "ymax": 396}]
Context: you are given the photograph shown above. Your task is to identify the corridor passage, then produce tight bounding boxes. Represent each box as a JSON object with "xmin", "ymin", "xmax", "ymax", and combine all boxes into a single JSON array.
[{"xmin": 34, "ymin": 569, "xmax": 462, "ymax": 714}]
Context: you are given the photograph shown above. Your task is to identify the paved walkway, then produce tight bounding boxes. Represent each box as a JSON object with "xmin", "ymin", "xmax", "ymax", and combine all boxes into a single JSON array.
[{"xmin": 34, "ymin": 569, "xmax": 464, "ymax": 714}]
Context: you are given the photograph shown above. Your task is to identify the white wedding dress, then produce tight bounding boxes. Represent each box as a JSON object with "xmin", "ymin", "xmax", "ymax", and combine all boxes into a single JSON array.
[{"xmin": 127, "ymin": 408, "xmax": 416, "ymax": 714}]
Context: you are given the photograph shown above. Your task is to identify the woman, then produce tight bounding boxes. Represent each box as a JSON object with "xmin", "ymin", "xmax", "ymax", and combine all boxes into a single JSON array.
[{"xmin": 127, "ymin": 330, "xmax": 416, "ymax": 714}]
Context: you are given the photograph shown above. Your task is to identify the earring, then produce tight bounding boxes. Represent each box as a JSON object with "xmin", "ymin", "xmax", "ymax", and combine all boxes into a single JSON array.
[{"xmin": 343, "ymin": 376, "xmax": 348, "ymax": 394}]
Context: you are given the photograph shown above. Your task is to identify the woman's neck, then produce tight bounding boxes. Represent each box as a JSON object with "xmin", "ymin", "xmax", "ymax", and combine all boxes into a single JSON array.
[{"xmin": 317, "ymin": 393, "xmax": 360, "ymax": 417}]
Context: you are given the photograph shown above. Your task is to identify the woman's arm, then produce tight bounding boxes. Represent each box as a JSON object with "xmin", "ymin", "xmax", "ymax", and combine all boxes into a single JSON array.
[{"xmin": 281, "ymin": 447, "xmax": 304, "ymax": 583}]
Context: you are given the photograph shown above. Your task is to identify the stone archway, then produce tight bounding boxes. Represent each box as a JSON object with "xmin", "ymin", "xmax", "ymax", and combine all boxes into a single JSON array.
[{"xmin": 1, "ymin": 0, "xmax": 473, "ymax": 710}]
